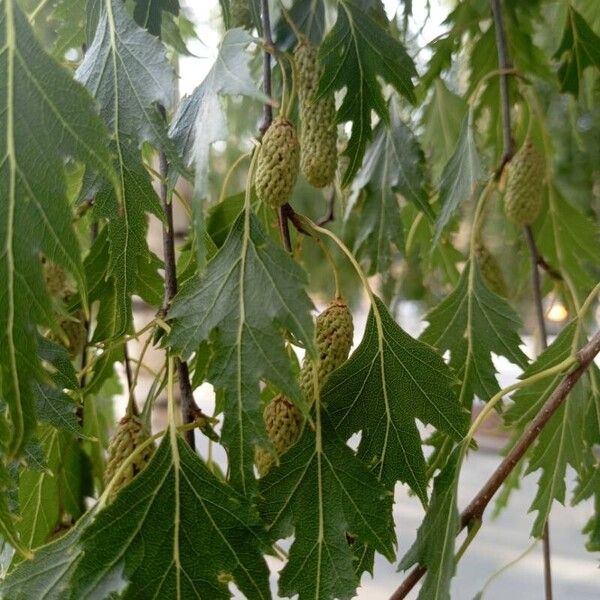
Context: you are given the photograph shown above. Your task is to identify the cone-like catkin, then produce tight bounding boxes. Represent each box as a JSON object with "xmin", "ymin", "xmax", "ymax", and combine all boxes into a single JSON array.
[
  {"xmin": 255, "ymin": 117, "xmax": 300, "ymax": 207},
  {"xmin": 475, "ymin": 244, "xmax": 508, "ymax": 297},
  {"xmin": 504, "ymin": 139, "xmax": 545, "ymax": 225},
  {"xmin": 42, "ymin": 257, "xmax": 66, "ymax": 297},
  {"xmin": 255, "ymin": 395, "xmax": 303, "ymax": 476},
  {"xmin": 104, "ymin": 415, "xmax": 155, "ymax": 498},
  {"xmin": 295, "ymin": 41, "xmax": 338, "ymax": 188},
  {"xmin": 229, "ymin": 0, "xmax": 253, "ymax": 29},
  {"xmin": 299, "ymin": 299, "xmax": 354, "ymax": 404}
]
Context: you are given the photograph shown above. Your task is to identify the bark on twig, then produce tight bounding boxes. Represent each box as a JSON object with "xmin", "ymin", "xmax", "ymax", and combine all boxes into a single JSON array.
[{"xmin": 390, "ymin": 329, "xmax": 600, "ymax": 599}]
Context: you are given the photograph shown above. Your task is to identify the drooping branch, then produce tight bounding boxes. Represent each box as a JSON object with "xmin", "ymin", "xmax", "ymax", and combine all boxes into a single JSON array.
[{"xmin": 390, "ymin": 328, "xmax": 600, "ymax": 599}]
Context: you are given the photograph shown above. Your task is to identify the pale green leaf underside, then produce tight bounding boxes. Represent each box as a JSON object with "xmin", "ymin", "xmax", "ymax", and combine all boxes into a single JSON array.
[
  {"xmin": 325, "ymin": 296, "xmax": 467, "ymax": 500},
  {"xmin": 0, "ymin": 0, "xmax": 114, "ymax": 459},
  {"xmin": 260, "ymin": 415, "xmax": 396, "ymax": 600},
  {"xmin": 421, "ymin": 261, "xmax": 529, "ymax": 409},
  {"xmin": 168, "ymin": 210, "xmax": 314, "ymax": 493}
]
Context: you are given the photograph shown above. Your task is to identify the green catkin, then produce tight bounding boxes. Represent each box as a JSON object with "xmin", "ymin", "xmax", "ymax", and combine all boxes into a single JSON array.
[
  {"xmin": 504, "ymin": 138, "xmax": 545, "ymax": 226},
  {"xmin": 294, "ymin": 40, "xmax": 338, "ymax": 188},
  {"xmin": 298, "ymin": 299, "xmax": 354, "ymax": 404},
  {"xmin": 104, "ymin": 415, "xmax": 155, "ymax": 499},
  {"xmin": 229, "ymin": 0, "xmax": 253, "ymax": 30},
  {"xmin": 475, "ymin": 243, "xmax": 508, "ymax": 297},
  {"xmin": 255, "ymin": 117, "xmax": 300, "ymax": 207},
  {"xmin": 255, "ymin": 394, "xmax": 303, "ymax": 476},
  {"xmin": 256, "ymin": 300, "xmax": 354, "ymax": 476}
]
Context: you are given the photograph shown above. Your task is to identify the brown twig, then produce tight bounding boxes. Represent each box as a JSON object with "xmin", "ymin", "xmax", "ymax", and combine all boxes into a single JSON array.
[
  {"xmin": 490, "ymin": 0, "xmax": 514, "ymax": 177},
  {"xmin": 390, "ymin": 329, "xmax": 600, "ymax": 599},
  {"xmin": 157, "ymin": 104, "xmax": 207, "ymax": 448},
  {"xmin": 524, "ymin": 222, "xmax": 553, "ymax": 598}
]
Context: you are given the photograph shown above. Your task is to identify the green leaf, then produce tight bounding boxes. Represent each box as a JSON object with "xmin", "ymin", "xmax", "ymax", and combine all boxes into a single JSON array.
[
  {"xmin": 435, "ymin": 115, "xmax": 483, "ymax": 239},
  {"xmin": 504, "ymin": 322, "xmax": 589, "ymax": 536},
  {"xmin": 325, "ymin": 296, "xmax": 467, "ymax": 500},
  {"xmin": 350, "ymin": 98, "xmax": 431, "ymax": 275},
  {"xmin": 274, "ymin": 0, "xmax": 325, "ymax": 50},
  {"xmin": 91, "ymin": 141, "xmax": 163, "ymax": 329},
  {"xmin": 169, "ymin": 28, "xmax": 268, "ymax": 264},
  {"xmin": 259, "ymin": 414, "xmax": 395, "ymax": 600},
  {"xmin": 421, "ymin": 261, "xmax": 528, "ymax": 410},
  {"xmin": 16, "ymin": 429, "xmax": 84, "ymax": 551},
  {"xmin": 133, "ymin": 0, "xmax": 179, "ymax": 36},
  {"xmin": 76, "ymin": 0, "xmax": 175, "ymax": 147},
  {"xmin": 398, "ymin": 448, "xmax": 461, "ymax": 600},
  {"xmin": 318, "ymin": 0, "xmax": 417, "ymax": 185},
  {"xmin": 168, "ymin": 210, "xmax": 314, "ymax": 493},
  {"xmin": 421, "ymin": 79, "xmax": 467, "ymax": 176},
  {"xmin": 553, "ymin": 6, "xmax": 600, "ymax": 96},
  {"xmin": 0, "ymin": 0, "xmax": 115, "ymax": 455},
  {"xmin": 0, "ymin": 512, "xmax": 92, "ymax": 600},
  {"xmin": 535, "ymin": 185, "xmax": 600, "ymax": 293},
  {"xmin": 72, "ymin": 432, "xmax": 271, "ymax": 599},
  {"xmin": 35, "ymin": 337, "xmax": 83, "ymax": 437}
]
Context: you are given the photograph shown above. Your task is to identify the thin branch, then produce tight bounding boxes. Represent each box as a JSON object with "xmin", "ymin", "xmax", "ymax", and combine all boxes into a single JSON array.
[
  {"xmin": 524, "ymin": 226, "xmax": 553, "ymax": 597},
  {"xmin": 260, "ymin": 0, "xmax": 293, "ymax": 253},
  {"xmin": 491, "ymin": 1, "xmax": 553, "ymax": 590},
  {"xmin": 157, "ymin": 104, "xmax": 206, "ymax": 449},
  {"xmin": 390, "ymin": 328, "xmax": 600, "ymax": 599},
  {"xmin": 260, "ymin": 0, "xmax": 274, "ymax": 136},
  {"xmin": 490, "ymin": 0, "xmax": 514, "ymax": 176}
]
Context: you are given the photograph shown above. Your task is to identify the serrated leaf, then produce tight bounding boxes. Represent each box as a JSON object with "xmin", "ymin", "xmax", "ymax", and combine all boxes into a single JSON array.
[
  {"xmin": 16, "ymin": 428, "xmax": 83, "ymax": 551},
  {"xmin": 398, "ymin": 448, "xmax": 461, "ymax": 600},
  {"xmin": 0, "ymin": 511, "xmax": 92, "ymax": 600},
  {"xmin": 71, "ymin": 431, "xmax": 271, "ymax": 599},
  {"xmin": 421, "ymin": 79, "xmax": 467, "ymax": 175},
  {"xmin": 91, "ymin": 141, "xmax": 163, "ymax": 329},
  {"xmin": 169, "ymin": 28, "xmax": 268, "ymax": 265},
  {"xmin": 535, "ymin": 184, "xmax": 600, "ymax": 292},
  {"xmin": 435, "ymin": 115, "xmax": 483, "ymax": 239},
  {"xmin": 553, "ymin": 6, "xmax": 600, "ymax": 96},
  {"xmin": 421, "ymin": 260, "xmax": 528, "ymax": 410},
  {"xmin": 274, "ymin": 0, "xmax": 325, "ymax": 50},
  {"xmin": 76, "ymin": 0, "xmax": 175, "ymax": 146},
  {"xmin": 260, "ymin": 414, "xmax": 395, "ymax": 600},
  {"xmin": 325, "ymin": 296, "xmax": 467, "ymax": 501},
  {"xmin": 349, "ymin": 98, "xmax": 431, "ymax": 275},
  {"xmin": 318, "ymin": 0, "xmax": 417, "ymax": 185},
  {"xmin": 0, "ymin": 0, "xmax": 115, "ymax": 456},
  {"xmin": 504, "ymin": 322, "xmax": 590, "ymax": 536},
  {"xmin": 133, "ymin": 0, "xmax": 179, "ymax": 36},
  {"xmin": 168, "ymin": 210, "xmax": 314, "ymax": 493}
]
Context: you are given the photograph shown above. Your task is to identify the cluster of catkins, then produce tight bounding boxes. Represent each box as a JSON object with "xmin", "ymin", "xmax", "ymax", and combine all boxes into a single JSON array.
[
  {"xmin": 255, "ymin": 37, "xmax": 337, "ymax": 208},
  {"xmin": 476, "ymin": 137, "xmax": 545, "ymax": 296},
  {"xmin": 255, "ymin": 299, "xmax": 354, "ymax": 476},
  {"xmin": 42, "ymin": 257, "xmax": 86, "ymax": 358}
]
